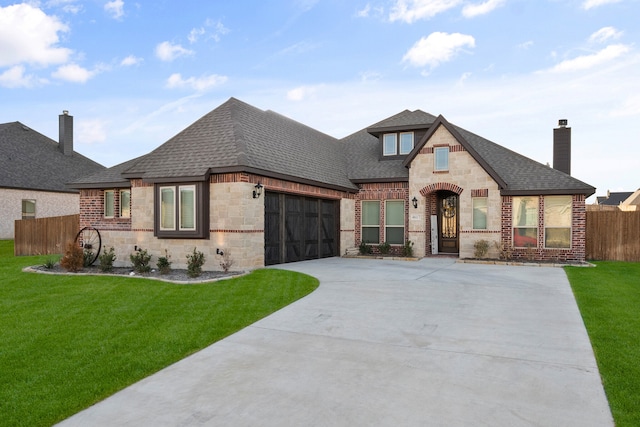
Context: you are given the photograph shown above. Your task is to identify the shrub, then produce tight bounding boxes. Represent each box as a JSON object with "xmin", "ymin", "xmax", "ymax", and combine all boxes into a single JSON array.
[
  {"xmin": 358, "ymin": 240, "xmax": 372, "ymax": 255},
  {"xmin": 186, "ymin": 247, "xmax": 205, "ymax": 278},
  {"xmin": 130, "ymin": 248, "xmax": 152, "ymax": 273},
  {"xmin": 42, "ymin": 256, "xmax": 59, "ymax": 269},
  {"xmin": 219, "ymin": 250, "xmax": 234, "ymax": 273},
  {"xmin": 156, "ymin": 250, "xmax": 172, "ymax": 275},
  {"xmin": 494, "ymin": 241, "xmax": 512, "ymax": 260},
  {"xmin": 402, "ymin": 240, "xmax": 414, "ymax": 257},
  {"xmin": 473, "ymin": 239, "xmax": 490, "ymax": 258},
  {"xmin": 60, "ymin": 242, "xmax": 84, "ymax": 272},
  {"xmin": 98, "ymin": 247, "xmax": 116, "ymax": 272},
  {"xmin": 377, "ymin": 241, "xmax": 391, "ymax": 255}
]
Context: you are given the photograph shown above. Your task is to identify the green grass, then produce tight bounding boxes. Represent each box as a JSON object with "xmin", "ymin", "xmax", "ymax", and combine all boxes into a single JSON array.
[
  {"xmin": 566, "ymin": 261, "xmax": 640, "ymax": 427},
  {"xmin": 0, "ymin": 240, "xmax": 318, "ymax": 427}
]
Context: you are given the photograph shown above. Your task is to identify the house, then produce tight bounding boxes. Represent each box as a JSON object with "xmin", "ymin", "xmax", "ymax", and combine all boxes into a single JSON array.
[
  {"xmin": 0, "ymin": 112, "xmax": 105, "ymax": 239},
  {"xmin": 593, "ymin": 190, "xmax": 640, "ymax": 211},
  {"xmin": 70, "ymin": 98, "xmax": 595, "ymax": 270}
]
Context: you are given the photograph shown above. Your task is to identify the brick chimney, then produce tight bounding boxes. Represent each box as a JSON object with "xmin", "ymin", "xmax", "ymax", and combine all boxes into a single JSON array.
[
  {"xmin": 553, "ymin": 119, "xmax": 571, "ymax": 175},
  {"xmin": 59, "ymin": 110, "xmax": 73, "ymax": 156}
]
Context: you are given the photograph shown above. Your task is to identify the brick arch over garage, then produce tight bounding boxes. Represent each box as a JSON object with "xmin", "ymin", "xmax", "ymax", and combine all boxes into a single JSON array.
[{"xmin": 419, "ymin": 182, "xmax": 463, "ymax": 197}]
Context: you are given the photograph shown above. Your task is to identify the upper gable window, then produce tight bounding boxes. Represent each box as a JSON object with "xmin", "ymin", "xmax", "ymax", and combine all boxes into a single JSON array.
[
  {"xmin": 383, "ymin": 132, "xmax": 414, "ymax": 157},
  {"xmin": 434, "ymin": 147, "xmax": 449, "ymax": 171},
  {"xmin": 399, "ymin": 132, "xmax": 414, "ymax": 155},
  {"xmin": 383, "ymin": 134, "xmax": 397, "ymax": 156}
]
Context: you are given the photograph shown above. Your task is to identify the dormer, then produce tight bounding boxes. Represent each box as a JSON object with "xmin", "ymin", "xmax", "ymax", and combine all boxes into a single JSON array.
[{"xmin": 366, "ymin": 109, "xmax": 437, "ymax": 161}]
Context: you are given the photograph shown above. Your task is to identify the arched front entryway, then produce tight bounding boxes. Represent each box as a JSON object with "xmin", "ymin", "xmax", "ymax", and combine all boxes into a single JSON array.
[{"xmin": 419, "ymin": 183, "xmax": 463, "ymax": 255}]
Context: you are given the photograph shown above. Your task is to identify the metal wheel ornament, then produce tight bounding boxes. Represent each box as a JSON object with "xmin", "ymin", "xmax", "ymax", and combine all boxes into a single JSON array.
[{"xmin": 75, "ymin": 226, "xmax": 102, "ymax": 266}]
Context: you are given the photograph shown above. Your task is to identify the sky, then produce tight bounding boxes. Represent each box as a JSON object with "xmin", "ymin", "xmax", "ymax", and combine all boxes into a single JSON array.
[{"xmin": 1, "ymin": 0, "xmax": 639, "ymax": 202}]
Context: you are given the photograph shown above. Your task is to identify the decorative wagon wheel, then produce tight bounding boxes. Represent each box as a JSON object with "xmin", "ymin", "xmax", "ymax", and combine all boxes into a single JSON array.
[{"xmin": 75, "ymin": 226, "xmax": 102, "ymax": 266}]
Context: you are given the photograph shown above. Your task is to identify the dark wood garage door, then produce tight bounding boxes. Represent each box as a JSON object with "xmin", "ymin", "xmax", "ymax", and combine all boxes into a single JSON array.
[{"xmin": 264, "ymin": 192, "xmax": 339, "ymax": 266}]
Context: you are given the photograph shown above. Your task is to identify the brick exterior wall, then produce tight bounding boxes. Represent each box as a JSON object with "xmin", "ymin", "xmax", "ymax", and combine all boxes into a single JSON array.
[{"xmin": 79, "ymin": 188, "xmax": 132, "ymax": 231}]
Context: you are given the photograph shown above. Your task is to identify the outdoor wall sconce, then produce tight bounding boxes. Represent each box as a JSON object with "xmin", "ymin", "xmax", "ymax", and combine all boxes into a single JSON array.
[
  {"xmin": 253, "ymin": 182, "xmax": 263, "ymax": 199},
  {"xmin": 412, "ymin": 197, "xmax": 418, "ymax": 209},
  {"xmin": 216, "ymin": 248, "xmax": 224, "ymax": 256}
]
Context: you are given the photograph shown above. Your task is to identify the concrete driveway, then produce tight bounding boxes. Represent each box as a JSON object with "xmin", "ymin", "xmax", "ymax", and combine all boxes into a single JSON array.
[{"xmin": 57, "ymin": 257, "xmax": 613, "ymax": 427}]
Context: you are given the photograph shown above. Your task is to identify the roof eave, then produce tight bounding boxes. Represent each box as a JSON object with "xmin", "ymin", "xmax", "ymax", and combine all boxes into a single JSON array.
[{"xmin": 500, "ymin": 187, "xmax": 596, "ymax": 197}]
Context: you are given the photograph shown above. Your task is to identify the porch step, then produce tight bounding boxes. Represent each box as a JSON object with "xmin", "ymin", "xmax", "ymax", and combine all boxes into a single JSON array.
[{"xmin": 344, "ymin": 247, "xmax": 360, "ymax": 256}]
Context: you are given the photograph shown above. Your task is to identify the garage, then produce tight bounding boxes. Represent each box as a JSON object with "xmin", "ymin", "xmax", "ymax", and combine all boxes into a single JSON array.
[{"xmin": 264, "ymin": 192, "xmax": 339, "ymax": 266}]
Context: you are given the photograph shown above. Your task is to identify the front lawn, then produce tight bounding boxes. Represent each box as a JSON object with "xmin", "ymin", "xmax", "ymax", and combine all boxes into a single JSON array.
[
  {"xmin": 566, "ymin": 261, "xmax": 640, "ymax": 427},
  {"xmin": 0, "ymin": 240, "xmax": 318, "ymax": 427}
]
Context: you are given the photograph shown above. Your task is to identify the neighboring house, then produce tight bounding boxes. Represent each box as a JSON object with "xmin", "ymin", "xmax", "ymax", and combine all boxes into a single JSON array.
[
  {"xmin": 0, "ymin": 112, "xmax": 105, "ymax": 239},
  {"xmin": 593, "ymin": 190, "xmax": 640, "ymax": 211},
  {"xmin": 70, "ymin": 98, "xmax": 595, "ymax": 270}
]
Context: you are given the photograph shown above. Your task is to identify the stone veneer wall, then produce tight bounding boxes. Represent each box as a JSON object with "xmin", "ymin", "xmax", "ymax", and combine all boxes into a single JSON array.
[
  {"xmin": 78, "ymin": 173, "xmax": 356, "ymax": 271},
  {"xmin": 408, "ymin": 125, "xmax": 501, "ymax": 258},
  {"xmin": 0, "ymin": 189, "xmax": 79, "ymax": 239}
]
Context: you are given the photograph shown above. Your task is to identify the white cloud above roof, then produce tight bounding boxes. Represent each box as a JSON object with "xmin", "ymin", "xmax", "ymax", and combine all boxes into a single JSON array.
[
  {"xmin": 104, "ymin": 0, "xmax": 124, "ymax": 20},
  {"xmin": 589, "ymin": 26, "xmax": 623, "ymax": 44},
  {"xmin": 389, "ymin": 0, "xmax": 461, "ymax": 23},
  {"xmin": 582, "ymin": 0, "xmax": 622, "ymax": 9},
  {"xmin": 155, "ymin": 41, "xmax": 194, "ymax": 61},
  {"xmin": 548, "ymin": 44, "xmax": 631, "ymax": 73},
  {"xmin": 0, "ymin": 3, "xmax": 71, "ymax": 67},
  {"xmin": 403, "ymin": 32, "xmax": 475, "ymax": 68},
  {"xmin": 462, "ymin": 0, "xmax": 505, "ymax": 18},
  {"xmin": 52, "ymin": 63, "xmax": 96, "ymax": 83},
  {"xmin": 120, "ymin": 55, "xmax": 143, "ymax": 66},
  {"xmin": 166, "ymin": 73, "xmax": 228, "ymax": 91}
]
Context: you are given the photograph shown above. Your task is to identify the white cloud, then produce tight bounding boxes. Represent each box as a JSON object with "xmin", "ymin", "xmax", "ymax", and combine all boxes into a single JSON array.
[
  {"xmin": 589, "ymin": 26, "xmax": 622, "ymax": 44},
  {"xmin": 120, "ymin": 55, "xmax": 142, "ymax": 66},
  {"xmin": 77, "ymin": 119, "xmax": 108, "ymax": 144},
  {"xmin": 462, "ymin": 0, "xmax": 505, "ymax": 18},
  {"xmin": 155, "ymin": 41, "xmax": 194, "ymax": 61},
  {"xmin": 287, "ymin": 85, "xmax": 320, "ymax": 101},
  {"xmin": 356, "ymin": 4, "xmax": 371, "ymax": 17},
  {"xmin": 0, "ymin": 3, "xmax": 71, "ymax": 67},
  {"xmin": 518, "ymin": 41, "xmax": 534, "ymax": 50},
  {"xmin": 582, "ymin": 0, "xmax": 622, "ymax": 9},
  {"xmin": 188, "ymin": 27, "xmax": 206, "ymax": 44},
  {"xmin": 52, "ymin": 63, "xmax": 95, "ymax": 83},
  {"xmin": 166, "ymin": 73, "xmax": 228, "ymax": 91},
  {"xmin": 0, "ymin": 65, "xmax": 39, "ymax": 88},
  {"xmin": 389, "ymin": 0, "xmax": 461, "ymax": 23},
  {"xmin": 548, "ymin": 44, "xmax": 631, "ymax": 73},
  {"xmin": 104, "ymin": 0, "xmax": 124, "ymax": 20},
  {"xmin": 188, "ymin": 19, "xmax": 229, "ymax": 44},
  {"xmin": 402, "ymin": 32, "xmax": 475, "ymax": 68}
]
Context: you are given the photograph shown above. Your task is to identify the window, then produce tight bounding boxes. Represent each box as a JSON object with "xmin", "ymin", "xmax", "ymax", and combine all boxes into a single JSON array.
[
  {"xmin": 104, "ymin": 190, "xmax": 115, "ymax": 218},
  {"xmin": 361, "ymin": 201, "xmax": 380, "ymax": 244},
  {"xmin": 22, "ymin": 200, "xmax": 35, "ymax": 219},
  {"xmin": 120, "ymin": 190, "xmax": 131, "ymax": 218},
  {"xmin": 472, "ymin": 197, "xmax": 487, "ymax": 230},
  {"xmin": 434, "ymin": 147, "xmax": 449, "ymax": 171},
  {"xmin": 544, "ymin": 196, "xmax": 572, "ymax": 249},
  {"xmin": 399, "ymin": 132, "xmax": 414, "ymax": 155},
  {"xmin": 513, "ymin": 196, "xmax": 538, "ymax": 248},
  {"xmin": 385, "ymin": 200, "xmax": 405, "ymax": 244},
  {"xmin": 155, "ymin": 182, "xmax": 209, "ymax": 239},
  {"xmin": 383, "ymin": 134, "xmax": 397, "ymax": 156}
]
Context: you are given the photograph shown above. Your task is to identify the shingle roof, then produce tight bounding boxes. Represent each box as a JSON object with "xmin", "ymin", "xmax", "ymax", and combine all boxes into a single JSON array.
[
  {"xmin": 598, "ymin": 191, "xmax": 634, "ymax": 205},
  {"xmin": 119, "ymin": 97, "xmax": 356, "ymax": 191},
  {"xmin": 0, "ymin": 121, "xmax": 105, "ymax": 193},
  {"xmin": 71, "ymin": 156, "xmax": 145, "ymax": 188},
  {"xmin": 69, "ymin": 100, "xmax": 595, "ymax": 197}
]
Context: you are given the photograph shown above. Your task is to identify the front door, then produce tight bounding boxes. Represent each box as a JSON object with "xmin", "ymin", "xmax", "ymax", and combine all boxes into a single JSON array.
[{"xmin": 438, "ymin": 192, "xmax": 459, "ymax": 254}]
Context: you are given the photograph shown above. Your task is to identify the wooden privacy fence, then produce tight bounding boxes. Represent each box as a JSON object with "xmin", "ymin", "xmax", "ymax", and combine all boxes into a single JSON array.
[
  {"xmin": 14, "ymin": 214, "xmax": 79, "ymax": 256},
  {"xmin": 586, "ymin": 210, "xmax": 640, "ymax": 262}
]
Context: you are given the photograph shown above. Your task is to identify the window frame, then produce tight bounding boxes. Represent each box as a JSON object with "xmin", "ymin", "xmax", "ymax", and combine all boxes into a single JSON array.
[
  {"xmin": 384, "ymin": 200, "xmax": 405, "ymax": 245},
  {"xmin": 361, "ymin": 200, "xmax": 381, "ymax": 244},
  {"xmin": 21, "ymin": 199, "xmax": 36, "ymax": 220},
  {"xmin": 472, "ymin": 197, "xmax": 488, "ymax": 230},
  {"xmin": 399, "ymin": 132, "xmax": 414, "ymax": 155},
  {"xmin": 434, "ymin": 146, "xmax": 449, "ymax": 171},
  {"xmin": 544, "ymin": 195, "xmax": 572, "ymax": 249},
  {"xmin": 119, "ymin": 189, "xmax": 131, "ymax": 218},
  {"xmin": 155, "ymin": 182, "xmax": 209, "ymax": 239},
  {"xmin": 512, "ymin": 196, "xmax": 538, "ymax": 248},
  {"xmin": 383, "ymin": 134, "xmax": 397, "ymax": 156},
  {"xmin": 104, "ymin": 190, "xmax": 115, "ymax": 218}
]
